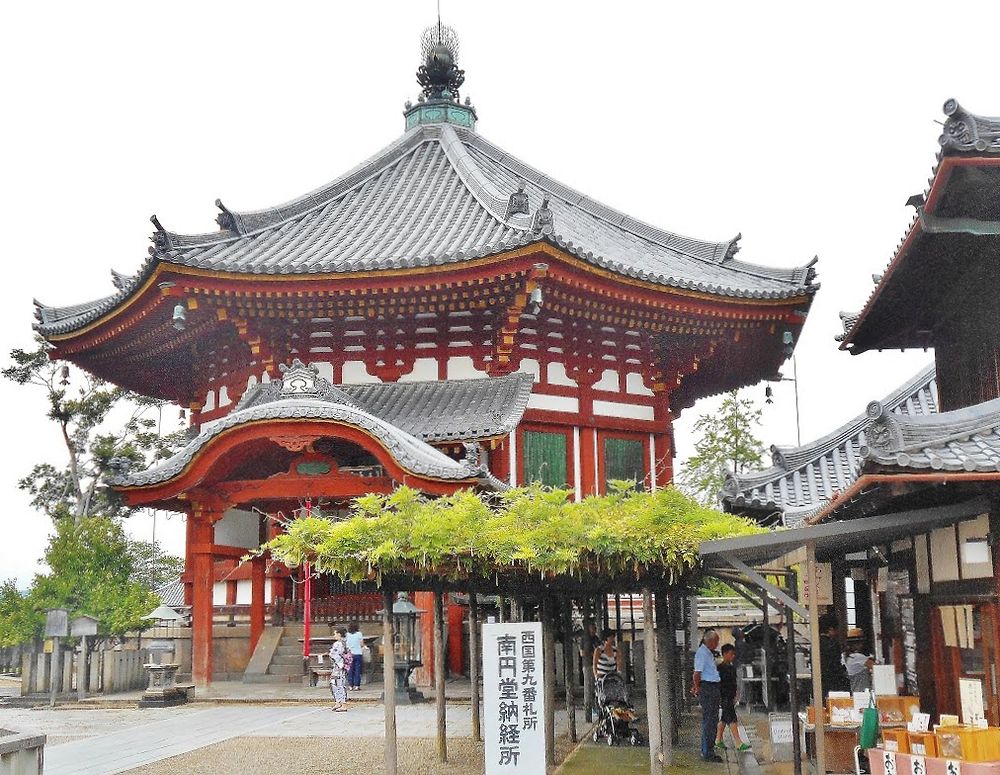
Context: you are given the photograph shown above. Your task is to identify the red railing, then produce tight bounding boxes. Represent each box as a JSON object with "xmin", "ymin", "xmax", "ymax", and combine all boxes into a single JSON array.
[{"xmin": 268, "ymin": 595, "xmax": 383, "ymax": 626}]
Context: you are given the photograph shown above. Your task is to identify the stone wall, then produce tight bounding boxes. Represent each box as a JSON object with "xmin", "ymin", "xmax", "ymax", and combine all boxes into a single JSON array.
[{"xmin": 0, "ymin": 729, "xmax": 45, "ymax": 775}]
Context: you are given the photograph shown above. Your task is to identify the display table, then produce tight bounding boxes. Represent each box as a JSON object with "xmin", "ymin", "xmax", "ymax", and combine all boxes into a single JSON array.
[{"xmin": 870, "ymin": 750, "xmax": 1000, "ymax": 775}]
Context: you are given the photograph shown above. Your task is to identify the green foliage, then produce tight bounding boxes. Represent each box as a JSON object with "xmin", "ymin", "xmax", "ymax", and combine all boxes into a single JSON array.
[
  {"xmin": 678, "ymin": 390, "xmax": 765, "ymax": 506},
  {"xmin": 263, "ymin": 484, "xmax": 763, "ymax": 585},
  {"xmin": 10, "ymin": 518, "xmax": 162, "ymax": 641},
  {"xmin": 0, "ymin": 580, "xmax": 34, "ymax": 647},
  {"xmin": 3, "ymin": 337, "xmax": 187, "ymax": 523}
]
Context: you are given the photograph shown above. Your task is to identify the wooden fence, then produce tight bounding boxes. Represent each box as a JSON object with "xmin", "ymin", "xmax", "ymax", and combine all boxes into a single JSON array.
[{"xmin": 19, "ymin": 642, "xmax": 148, "ymax": 696}]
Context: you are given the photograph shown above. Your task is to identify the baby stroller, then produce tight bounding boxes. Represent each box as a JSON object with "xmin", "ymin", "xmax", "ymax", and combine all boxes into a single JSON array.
[{"xmin": 593, "ymin": 672, "xmax": 643, "ymax": 746}]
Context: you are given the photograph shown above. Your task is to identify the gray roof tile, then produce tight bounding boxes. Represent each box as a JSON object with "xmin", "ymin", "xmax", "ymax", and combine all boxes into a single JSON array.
[
  {"xmin": 722, "ymin": 364, "xmax": 937, "ymax": 523},
  {"xmin": 110, "ymin": 363, "xmax": 530, "ymax": 489},
  {"xmin": 36, "ymin": 124, "xmax": 816, "ymax": 337}
]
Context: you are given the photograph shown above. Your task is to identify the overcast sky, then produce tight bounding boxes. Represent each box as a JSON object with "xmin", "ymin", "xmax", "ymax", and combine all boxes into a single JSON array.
[{"xmin": 2, "ymin": 1, "xmax": 990, "ymax": 586}]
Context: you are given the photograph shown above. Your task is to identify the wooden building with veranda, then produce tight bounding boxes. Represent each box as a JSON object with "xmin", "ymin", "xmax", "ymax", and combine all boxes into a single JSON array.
[{"xmin": 32, "ymin": 24, "xmax": 817, "ymax": 689}]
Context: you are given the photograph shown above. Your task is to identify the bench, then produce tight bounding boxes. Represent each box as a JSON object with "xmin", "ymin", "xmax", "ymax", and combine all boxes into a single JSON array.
[{"xmin": 175, "ymin": 684, "xmax": 196, "ymax": 700}]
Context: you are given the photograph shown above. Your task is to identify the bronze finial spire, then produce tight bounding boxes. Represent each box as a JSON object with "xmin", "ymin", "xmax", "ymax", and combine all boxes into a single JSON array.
[{"xmin": 416, "ymin": 23, "xmax": 465, "ymax": 100}]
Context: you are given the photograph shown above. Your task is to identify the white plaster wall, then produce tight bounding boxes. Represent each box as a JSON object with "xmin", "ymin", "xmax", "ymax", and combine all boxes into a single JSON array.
[
  {"xmin": 527, "ymin": 393, "xmax": 579, "ymax": 413},
  {"xmin": 626, "ymin": 373, "xmax": 654, "ymax": 396},
  {"xmin": 592, "ymin": 400, "xmax": 655, "ymax": 421},
  {"xmin": 398, "ymin": 357, "xmax": 439, "ymax": 383},
  {"xmin": 235, "ymin": 580, "xmax": 252, "ymax": 605},
  {"xmin": 447, "ymin": 356, "xmax": 488, "ymax": 380},
  {"xmin": 593, "ymin": 369, "xmax": 620, "ymax": 392},
  {"xmin": 342, "ymin": 361, "xmax": 381, "ymax": 384},
  {"xmin": 212, "ymin": 582, "xmax": 227, "ymax": 606},
  {"xmin": 547, "ymin": 362, "xmax": 578, "ymax": 387},
  {"xmin": 312, "ymin": 361, "xmax": 334, "ymax": 382},
  {"xmin": 518, "ymin": 358, "xmax": 541, "ymax": 381}
]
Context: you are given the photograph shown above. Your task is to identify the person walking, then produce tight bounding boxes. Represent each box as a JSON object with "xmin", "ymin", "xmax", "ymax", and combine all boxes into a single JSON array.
[
  {"xmin": 692, "ymin": 628, "xmax": 723, "ymax": 762},
  {"xmin": 715, "ymin": 644, "xmax": 751, "ymax": 753},
  {"xmin": 345, "ymin": 622, "xmax": 365, "ymax": 690},
  {"xmin": 328, "ymin": 628, "xmax": 350, "ymax": 711},
  {"xmin": 818, "ymin": 613, "xmax": 850, "ymax": 697}
]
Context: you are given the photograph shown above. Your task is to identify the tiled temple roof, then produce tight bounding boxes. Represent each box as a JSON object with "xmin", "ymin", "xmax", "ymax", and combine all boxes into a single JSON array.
[
  {"xmin": 35, "ymin": 122, "xmax": 816, "ymax": 337},
  {"xmin": 721, "ymin": 364, "xmax": 937, "ymax": 526},
  {"xmin": 155, "ymin": 578, "xmax": 185, "ymax": 608},
  {"xmin": 863, "ymin": 391, "xmax": 1000, "ymax": 472},
  {"xmin": 110, "ymin": 362, "xmax": 527, "ymax": 488}
]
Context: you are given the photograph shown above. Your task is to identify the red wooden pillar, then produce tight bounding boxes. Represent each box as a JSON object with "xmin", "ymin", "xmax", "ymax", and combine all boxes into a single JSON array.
[
  {"xmin": 249, "ymin": 556, "xmax": 266, "ymax": 653},
  {"xmin": 415, "ymin": 591, "xmax": 435, "ymax": 686},
  {"xmin": 190, "ymin": 506, "xmax": 220, "ymax": 690},
  {"xmin": 447, "ymin": 599, "xmax": 464, "ymax": 675},
  {"xmin": 653, "ymin": 432, "xmax": 673, "ymax": 485},
  {"xmin": 579, "ymin": 427, "xmax": 598, "ymax": 497}
]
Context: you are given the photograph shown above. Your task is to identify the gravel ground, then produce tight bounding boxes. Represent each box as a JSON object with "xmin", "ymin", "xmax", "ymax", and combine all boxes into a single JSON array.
[{"xmin": 120, "ymin": 735, "xmax": 579, "ymax": 775}]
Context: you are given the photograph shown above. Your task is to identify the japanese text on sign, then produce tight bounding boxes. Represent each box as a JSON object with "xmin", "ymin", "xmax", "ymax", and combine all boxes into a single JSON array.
[{"xmin": 483, "ymin": 622, "xmax": 546, "ymax": 774}]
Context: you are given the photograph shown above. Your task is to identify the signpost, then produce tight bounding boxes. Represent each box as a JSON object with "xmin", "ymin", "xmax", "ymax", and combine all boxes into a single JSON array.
[
  {"xmin": 482, "ymin": 621, "xmax": 546, "ymax": 774},
  {"xmin": 70, "ymin": 615, "xmax": 99, "ymax": 701}
]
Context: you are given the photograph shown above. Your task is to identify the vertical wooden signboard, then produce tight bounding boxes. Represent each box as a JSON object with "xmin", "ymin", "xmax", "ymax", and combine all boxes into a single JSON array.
[{"xmin": 483, "ymin": 621, "xmax": 546, "ymax": 774}]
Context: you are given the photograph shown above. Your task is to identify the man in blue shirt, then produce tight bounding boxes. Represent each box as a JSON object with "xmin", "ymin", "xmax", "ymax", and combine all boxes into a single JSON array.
[{"xmin": 692, "ymin": 628, "xmax": 722, "ymax": 762}]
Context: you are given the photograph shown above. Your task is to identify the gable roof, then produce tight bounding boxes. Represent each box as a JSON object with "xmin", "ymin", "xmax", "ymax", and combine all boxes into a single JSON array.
[
  {"xmin": 35, "ymin": 123, "xmax": 816, "ymax": 338},
  {"xmin": 721, "ymin": 364, "xmax": 937, "ymax": 526}
]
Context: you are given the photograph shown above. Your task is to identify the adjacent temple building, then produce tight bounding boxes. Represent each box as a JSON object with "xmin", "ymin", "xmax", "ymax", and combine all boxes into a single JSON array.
[
  {"xmin": 34, "ymin": 26, "xmax": 816, "ymax": 687},
  {"xmin": 725, "ymin": 100, "xmax": 1000, "ymax": 726}
]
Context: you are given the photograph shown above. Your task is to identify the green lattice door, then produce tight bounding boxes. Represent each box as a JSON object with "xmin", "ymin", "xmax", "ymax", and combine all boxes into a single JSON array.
[
  {"xmin": 523, "ymin": 431, "xmax": 568, "ymax": 488},
  {"xmin": 603, "ymin": 436, "xmax": 645, "ymax": 489}
]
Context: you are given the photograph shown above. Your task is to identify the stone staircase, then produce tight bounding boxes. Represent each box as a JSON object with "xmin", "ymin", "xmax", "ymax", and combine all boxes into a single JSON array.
[{"xmin": 244, "ymin": 623, "xmax": 333, "ymax": 684}]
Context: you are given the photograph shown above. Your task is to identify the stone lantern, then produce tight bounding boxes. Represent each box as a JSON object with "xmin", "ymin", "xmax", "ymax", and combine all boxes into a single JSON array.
[{"xmin": 381, "ymin": 592, "xmax": 426, "ymax": 704}]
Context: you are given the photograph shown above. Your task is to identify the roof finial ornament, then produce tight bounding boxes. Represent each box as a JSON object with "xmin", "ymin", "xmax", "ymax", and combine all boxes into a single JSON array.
[
  {"xmin": 724, "ymin": 233, "xmax": 742, "ymax": 261},
  {"xmin": 416, "ymin": 22, "xmax": 465, "ymax": 100},
  {"xmin": 531, "ymin": 197, "xmax": 555, "ymax": 235},
  {"xmin": 148, "ymin": 214, "xmax": 173, "ymax": 254},
  {"xmin": 215, "ymin": 199, "xmax": 240, "ymax": 233},
  {"xmin": 505, "ymin": 182, "xmax": 530, "ymax": 220}
]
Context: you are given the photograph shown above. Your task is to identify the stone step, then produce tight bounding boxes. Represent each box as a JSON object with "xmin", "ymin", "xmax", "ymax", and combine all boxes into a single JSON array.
[
  {"xmin": 270, "ymin": 656, "xmax": 305, "ymax": 667},
  {"xmin": 273, "ymin": 646, "xmax": 302, "ymax": 656},
  {"xmin": 242, "ymin": 673, "xmax": 299, "ymax": 684},
  {"xmin": 267, "ymin": 664, "xmax": 306, "ymax": 677}
]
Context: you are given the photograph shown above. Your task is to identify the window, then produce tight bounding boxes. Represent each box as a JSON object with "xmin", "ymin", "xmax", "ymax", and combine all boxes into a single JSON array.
[
  {"xmin": 523, "ymin": 431, "xmax": 568, "ymax": 488},
  {"xmin": 603, "ymin": 436, "xmax": 646, "ymax": 489}
]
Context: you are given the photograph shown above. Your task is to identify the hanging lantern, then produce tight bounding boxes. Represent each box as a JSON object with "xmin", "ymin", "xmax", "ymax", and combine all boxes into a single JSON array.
[
  {"xmin": 172, "ymin": 303, "xmax": 187, "ymax": 331},
  {"xmin": 527, "ymin": 286, "xmax": 543, "ymax": 316},
  {"xmin": 178, "ymin": 408, "xmax": 186, "ymax": 425},
  {"xmin": 59, "ymin": 365, "xmax": 70, "ymax": 386}
]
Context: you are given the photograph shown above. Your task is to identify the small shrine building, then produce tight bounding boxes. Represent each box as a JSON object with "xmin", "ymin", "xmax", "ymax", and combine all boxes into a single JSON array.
[{"xmin": 33, "ymin": 26, "xmax": 817, "ymax": 688}]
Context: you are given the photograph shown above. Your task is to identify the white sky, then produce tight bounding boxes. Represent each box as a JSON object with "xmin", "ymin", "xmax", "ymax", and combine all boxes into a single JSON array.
[{"xmin": 1, "ymin": 1, "xmax": 991, "ymax": 587}]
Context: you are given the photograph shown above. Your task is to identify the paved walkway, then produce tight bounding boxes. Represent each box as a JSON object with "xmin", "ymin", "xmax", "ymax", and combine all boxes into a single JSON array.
[{"xmin": 42, "ymin": 706, "xmax": 319, "ymax": 775}]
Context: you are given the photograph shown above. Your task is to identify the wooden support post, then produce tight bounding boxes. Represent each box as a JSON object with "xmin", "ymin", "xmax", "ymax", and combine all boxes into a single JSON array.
[
  {"xmin": 433, "ymin": 588, "xmax": 447, "ymax": 763},
  {"xmin": 49, "ymin": 636, "xmax": 60, "ymax": 707},
  {"xmin": 249, "ymin": 556, "xmax": 266, "ymax": 653},
  {"xmin": 469, "ymin": 592, "xmax": 482, "ymax": 742},
  {"xmin": 582, "ymin": 598, "xmax": 595, "ymax": 723},
  {"xmin": 542, "ymin": 596, "xmax": 556, "ymax": 767},
  {"xmin": 763, "ymin": 588, "xmax": 773, "ymax": 711},
  {"xmin": 786, "ymin": 581, "xmax": 803, "ymax": 775},
  {"xmin": 562, "ymin": 600, "xmax": 577, "ymax": 743},
  {"xmin": 642, "ymin": 588, "xmax": 663, "ymax": 774},
  {"xmin": 655, "ymin": 590, "xmax": 673, "ymax": 766},
  {"xmin": 383, "ymin": 589, "xmax": 398, "ymax": 775},
  {"xmin": 807, "ymin": 542, "xmax": 826, "ymax": 775},
  {"xmin": 190, "ymin": 513, "xmax": 215, "ymax": 690}
]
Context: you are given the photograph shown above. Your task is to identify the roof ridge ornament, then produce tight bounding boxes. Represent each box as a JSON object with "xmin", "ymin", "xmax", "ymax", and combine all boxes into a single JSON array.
[
  {"xmin": 505, "ymin": 183, "xmax": 530, "ymax": 220},
  {"xmin": 940, "ymin": 98, "xmax": 1000, "ymax": 154},
  {"xmin": 723, "ymin": 233, "xmax": 742, "ymax": 261},
  {"xmin": 148, "ymin": 214, "xmax": 174, "ymax": 255},
  {"xmin": 531, "ymin": 197, "xmax": 555, "ymax": 235},
  {"xmin": 215, "ymin": 199, "xmax": 242, "ymax": 235}
]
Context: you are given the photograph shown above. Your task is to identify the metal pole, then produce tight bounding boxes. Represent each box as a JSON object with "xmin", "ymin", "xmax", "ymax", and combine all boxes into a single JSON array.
[
  {"xmin": 807, "ymin": 542, "xmax": 826, "ymax": 775},
  {"xmin": 302, "ymin": 499, "xmax": 313, "ymax": 665},
  {"xmin": 763, "ymin": 589, "xmax": 773, "ymax": 711},
  {"xmin": 583, "ymin": 598, "xmax": 595, "ymax": 723},
  {"xmin": 629, "ymin": 591, "xmax": 637, "ymax": 685},
  {"xmin": 793, "ymin": 356, "xmax": 801, "ymax": 446},
  {"xmin": 655, "ymin": 590, "xmax": 674, "ymax": 766}
]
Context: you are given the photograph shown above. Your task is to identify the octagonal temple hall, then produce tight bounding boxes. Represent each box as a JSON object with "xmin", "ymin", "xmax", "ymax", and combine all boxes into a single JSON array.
[{"xmin": 33, "ymin": 26, "xmax": 817, "ymax": 687}]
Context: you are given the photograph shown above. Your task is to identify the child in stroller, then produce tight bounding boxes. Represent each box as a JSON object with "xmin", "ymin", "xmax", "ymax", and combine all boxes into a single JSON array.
[{"xmin": 593, "ymin": 671, "xmax": 643, "ymax": 746}]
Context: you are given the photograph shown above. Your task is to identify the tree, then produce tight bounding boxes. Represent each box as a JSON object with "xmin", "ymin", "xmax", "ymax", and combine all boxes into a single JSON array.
[
  {"xmin": 678, "ymin": 390, "xmax": 765, "ymax": 507},
  {"xmin": 3, "ymin": 336, "xmax": 186, "ymax": 524}
]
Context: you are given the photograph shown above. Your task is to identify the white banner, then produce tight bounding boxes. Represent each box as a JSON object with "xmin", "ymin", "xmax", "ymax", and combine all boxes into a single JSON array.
[{"xmin": 482, "ymin": 621, "xmax": 546, "ymax": 774}]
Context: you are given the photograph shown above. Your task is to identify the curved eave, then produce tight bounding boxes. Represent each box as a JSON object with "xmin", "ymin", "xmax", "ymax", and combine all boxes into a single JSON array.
[
  {"xmin": 38, "ymin": 240, "xmax": 815, "ymax": 346},
  {"xmin": 110, "ymin": 400, "xmax": 480, "ymax": 491}
]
